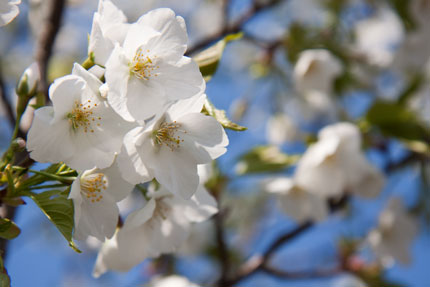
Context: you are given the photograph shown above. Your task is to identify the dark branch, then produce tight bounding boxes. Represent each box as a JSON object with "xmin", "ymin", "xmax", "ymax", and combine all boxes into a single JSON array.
[
  {"xmin": 261, "ymin": 264, "xmax": 340, "ymax": 279},
  {"xmin": 0, "ymin": 60, "xmax": 16, "ymax": 128},
  {"xmin": 186, "ymin": 0, "xmax": 283, "ymax": 55},
  {"xmin": 219, "ymin": 194, "xmax": 349, "ymax": 286},
  {"xmin": 35, "ymin": 0, "xmax": 66, "ymax": 102},
  {"xmin": 215, "ymin": 209, "xmax": 230, "ymax": 287}
]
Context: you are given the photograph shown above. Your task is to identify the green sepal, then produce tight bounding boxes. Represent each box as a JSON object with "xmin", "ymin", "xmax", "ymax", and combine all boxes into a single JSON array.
[
  {"xmin": 193, "ymin": 33, "xmax": 243, "ymax": 82},
  {"xmin": 0, "ymin": 218, "xmax": 20, "ymax": 240},
  {"xmin": 236, "ymin": 145, "xmax": 299, "ymax": 175},
  {"xmin": 202, "ymin": 98, "xmax": 247, "ymax": 131}
]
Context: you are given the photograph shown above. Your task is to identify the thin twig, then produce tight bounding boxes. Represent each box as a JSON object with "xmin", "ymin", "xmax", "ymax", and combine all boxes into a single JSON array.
[
  {"xmin": 186, "ymin": 0, "xmax": 283, "ymax": 55},
  {"xmin": 215, "ymin": 209, "xmax": 230, "ymax": 287},
  {"xmin": 0, "ymin": 59, "xmax": 16, "ymax": 128},
  {"xmin": 35, "ymin": 0, "xmax": 66, "ymax": 102},
  {"xmin": 260, "ymin": 264, "xmax": 341, "ymax": 279},
  {"xmin": 219, "ymin": 194, "xmax": 349, "ymax": 286}
]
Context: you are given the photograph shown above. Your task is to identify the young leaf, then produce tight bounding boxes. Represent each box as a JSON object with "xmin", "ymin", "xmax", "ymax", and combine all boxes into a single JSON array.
[
  {"xmin": 236, "ymin": 146, "xmax": 299, "ymax": 174},
  {"xmin": 366, "ymin": 101, "xmax": 430, "ymax": 142},
  {"xmin": 202, "ymin": 98, "xmax": 247, "ymax": 131},
  {"xmin": 193, "ymin": 33, "xmax": 242, "ymax": 82},
  {"xmin": 29, "ymin": 189, "xmax": 81, "ymax": 253},
  {"xmin": 0, "ymin": 218, "xmax": 20, "ymax": 240}
]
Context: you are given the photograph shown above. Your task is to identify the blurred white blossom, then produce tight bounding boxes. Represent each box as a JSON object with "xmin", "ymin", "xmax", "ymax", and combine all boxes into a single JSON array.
[
  {"xmin": 367, "ymin": 198, "xmax": 418, "ymax": 266},
  {"xmin": 354, "ymin": 7, "xmax": 404, "ymax": 67},
  {"xmin": 266, "ymin": 113, "xmax": 300, "ymax": 145},
  {"xmin": 265, "ymin": 177, "xmax": 328, "ymax": 222},
  {"xmin": 294, "ymin": 122, "xmax": 385, "ymax": 198},
  {"xmin": 294, "ymin": 49, "xmax": 342, "ymax": 95},
  {"xmin": 0, "ymin": 0, "xmax": 20, "ymax": 27},
  {"xmin": 148, "ymin": 275, "xmax": 200, "ymax": 287}
]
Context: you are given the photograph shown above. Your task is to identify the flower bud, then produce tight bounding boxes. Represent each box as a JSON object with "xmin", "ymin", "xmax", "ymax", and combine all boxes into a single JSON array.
[{"xmin": 16, "ymin": 62, "xmax": 40, "ymax": 97}]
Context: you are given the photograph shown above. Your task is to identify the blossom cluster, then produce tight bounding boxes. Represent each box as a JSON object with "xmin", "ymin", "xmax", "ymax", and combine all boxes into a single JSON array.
[{"xmin": 26, "ymin": 0, "xmax": 228, "ymax": 276}]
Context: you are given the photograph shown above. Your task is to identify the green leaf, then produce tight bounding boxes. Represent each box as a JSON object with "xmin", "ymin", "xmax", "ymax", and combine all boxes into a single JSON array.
[
  {"xmin": 193, "ymin": 33, "xmax": 242, "ymax": 82},
  {"xmin": 236, "ymin": 146, "xmax": 299, "ymax": 175},
  {"xmin": 0, "ymin": 256, "xmax": 10, "ymax": 287},
  {"xmin": 388, "ymin": 0, "xmax": 416, "ymax": 31},
  {"xmin": 0, "ymin": 273, "xmax": 10, "ymax": 287},
  {"xmin": 29, "ymin": 189, "xmax": 81, "ymax": 253},
  {"xmin": 0, "ymin": 218, "xmax": 20, "ymax": 240},
  {"xmin": 202, "ymin": 98, "xmax": 247, "ymax": 131},
  {"xmin": 366, "ymin": 101, "xmax": 430, "ymax": 142}
]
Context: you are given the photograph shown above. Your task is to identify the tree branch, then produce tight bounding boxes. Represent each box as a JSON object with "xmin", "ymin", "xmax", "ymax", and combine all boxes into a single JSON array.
[
  {"xmin": 219, "ymin": 194, "xmax": 349, "ymax": 286},
  {"xmin": 0, "ymin": 60, "xmax": 16, "ymax": 128},
  {"xmin": 35, "ymin": 0, "xmax": 66, "ymax": 102},
  {"xmin": 186, "ymin": 0, "xmax": 284, "ymax": 55},
  {"xmin": 215, "ymin": 209, "xmax": 230, "ymax": 287}
]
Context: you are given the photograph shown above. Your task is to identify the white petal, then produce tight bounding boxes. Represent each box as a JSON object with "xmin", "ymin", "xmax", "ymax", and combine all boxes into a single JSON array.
[
  {"xmin": 72, "ymin": 63, "xmax": 103, "ymax": 96},
  {"xmin": 105, "ymin": 45, "xmax": 135, "ymax": 121},
  {"xmin": 178, "ymin": 113, "xmax": 228, "ymax": 161},
  {"xmin": 264, "ymin": 177, "xmax": 295, "ymax": 194},
  {"xmin": 125, "ymin": 76, "xmax": 167, "ymax": 122},
  {"xmin": 49, "ymin": 75, "xmax": 85, "ymax": 121},
  {"xmin": 156, "ymin": 57, "xmax": 205, "ymax": 100},
  {"xmin": 102, "ymin": 161, "xmax": 135, "ymax": 202},
  {"xmin": 318, "ymin": 122, "xmax": 361, "ymax": 151},
  {"xmin": 122, "ymin": 198, "xmax": 156, "ymax": 231},
  {"xmin": 136, "ymin": 8, "xmax": 187, "ymax": 62},
  {"xmin": 0, "ymin": 1, "xmax": 20, "ymax": 27},
  {"xmin": 117, "ymin": 127, "xmax": 153, "ymax": 184},
  {"xmin": 184, "ymin": 186, "xmax": 218, "ymax": 222},
  {"xmin": 150, "ymin": 148, "xmax": 200, "ymax": 199},
  {"xmin": 88, "ymin": 15, "xmax": 115, "ymax": 66},
  {"xmin": 166, "ymin": 94, "xmax": 206, "ymax": 120},
  {"xmin": 70, "ymin": 172, "xmax": 120, "ymax": 241},
  {"xmin": 122, "ymin": 24, "xmax": 161, "ymax": 58},
  {"xmin": 27, "ymin": 107, "xmax": 75, "ymax": 164},
  {"xmin": 279, "ymin": 191, "xmax": 328, "ymax": 222}
]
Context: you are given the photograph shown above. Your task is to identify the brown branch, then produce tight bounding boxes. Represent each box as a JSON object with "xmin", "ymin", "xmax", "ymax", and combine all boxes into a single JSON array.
[
  {"xmin": 35, "ymin": 0, "xmax": 66, "ymax": 102},
  {"xmin": 0, "ymin": 60, "xmax": 16, "ymax": 128},
  {"xmin": 261, "ymin": 264, "xmax": 341, "ymax": 279},
  {"xmin": 186, "ymin": 0, "xmax": 284, "ymax": 55},
  {"xmin": 215, "ymin": 209, "xmax": 230, "ymax": 287},
  {"xmin": 219, "ymin": 194, "xmax": 349, "ymax": 286},
  {"xmin": 220, "ymin": 222, "xmax": 313, "ymax": 286}
]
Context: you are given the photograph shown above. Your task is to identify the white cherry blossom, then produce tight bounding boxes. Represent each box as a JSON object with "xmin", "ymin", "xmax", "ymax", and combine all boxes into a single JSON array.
[
  {"xmin": 92, "ymin": 181, "xmax": 218, "ymax": 277},
  {"xmin": 88, "ymin": 0, "xmax": 129, "ymax": 66},
  {"xmin": 354, "ymin": 8, "xmax": 404, "ymax": 67},
  {"xmin": 367, "ymin": 198, "xmax": 418, "ymax": 266},
  {"xmin": 148, "ymin": 275, "xmax": 201, "ymax": 287},
  {"xmin": 265, "ymin": 177, "xmax": 328, "ymax": 222},
  {"xmin": 117, "ymin": 94, "xmax": 228, "ymax": 199},
  {"xmin": 0, "ymin": 0, "xmax": 20, "ymax": 27},
  {"xmin": 105, "ymin": 8, "xmax": 205, "ymax": 122},
  {"xmin": 69, "ymin": 162, "xmax": 134, "ymax": 241},
  {"xmin": 27, "ymin": 63, "xmax": 134, "ymax": 170},
  {"xmin": 266, "ymin": 113, "xmax": 301, "ymax": 145},
  {"xmin": 294, "ymin": 49, "xmax": 342, "ymax": 95},
  {"xmin": 294, "ymin": 122, "xmax": 385, "ymax": 198}
]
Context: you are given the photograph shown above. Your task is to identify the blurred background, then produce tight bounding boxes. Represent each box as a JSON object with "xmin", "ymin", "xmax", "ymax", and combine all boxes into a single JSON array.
[{"xmin": 0, "ymin": 0, "xmax": 429, "ymax": 286}]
